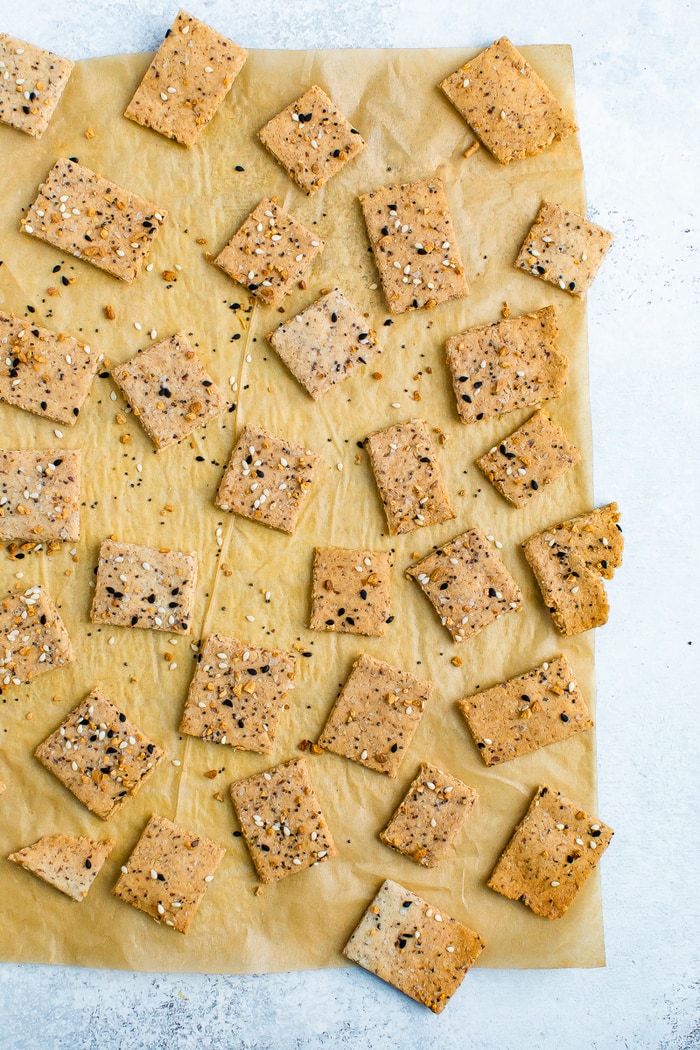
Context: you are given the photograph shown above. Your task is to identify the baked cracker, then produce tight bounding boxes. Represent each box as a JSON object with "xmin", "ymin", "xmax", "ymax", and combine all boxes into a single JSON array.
[
  {"xmin": 0, "ymin": 584, "xmax": 74, "ymax": 689},
  {"xmin": 515, "ymin": 201, "xmax": 614, "ymax": 297},
  {"xmin": 9, "ymin": 834, "xmax": 114, "ymax": 901},
  {"xmin": 0, "ymin": 33, "xmax": 73, "ymax": 138},
  {"xmin": 0, "ymin": 449, "xmax": 80, "ymax": 542},
  {"xmin": 309, "ymin": 547, "xmax": 392, "ymax": 636},
  {"xmin": 380, "ymin": 762, "xmax": 477, "ymax": 865}
]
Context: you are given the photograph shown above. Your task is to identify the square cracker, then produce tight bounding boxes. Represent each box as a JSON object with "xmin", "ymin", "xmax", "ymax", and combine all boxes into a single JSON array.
[
  {"xmin": 112, "ymin": 332, "xmax": 229, "ymax": 449},
  {"xmin": 267, "ymin": 288, "xmax": 379, "ymax": 400},
  {"xmin": 360, "ymin": 178, "xmax": 468, "ymax": 314},
  {"xmin": 113, "ymin": 814, "xmax": 225, "ymax": 933},
  {"xmin": 445, "ymin": 306, "xmax": 568, "ymax": 424},
  {"xmin": 179, "ymin": 633, "xmax": 295, "ymax": 753},
  {"xmin": 309, "ymin": 547, "xmax": 392, "ymax": 636},
  {"xmin": 515, "ymin": 201, "xmax": 614, "ymax": 297},
  {"xmin": 487, "ymin": 785, "xmax": 613, "ymax": 919},
  {"xmin": 0, "ymin": 311, "xmax": 100, "ymax": 425},
  {"xmin": 366, "ymin": 418, "xmax": 454, "ymax": 535},
  {"xmin": 476, "ymin": 409, "xmax": 581, "ymax": 507},
  {"xmin": 35, "ymin": 687, "xmax": 166, "ymax": 820},
  {"xmin": 91, "ymin": 538, "xmax": 198, "ymax": 634},
  {"xmin": 0, "ymin": 33, "xmax": 73, "ymax": 138},
  {"xmin": 343, "ymin": 878, "xmax": 485, "ymax": 1013},
  {"xmin": 216, "ymin": 423, "xmax": 318, "ymax": 535},
  {"xmin": 230, "ymin": 757, "xmax": 337, "ymax": 884},
  {"xmin": 317, "ymin": 654, "xmax": 433, "ymax": 778},
  {"xmin": 440, "ymin": 37, "xmax": 577, "ymax": 164},
  {"xmin": 380, "ymin": 762, "xmax": 477, "ymax": 865},
  {"xmin": 459, "ymin": 654, "xmax": 593, "ymax": 767},
  {"xmin": 406, "ymin": 529, "xmax": 522, "ymax": 643},
  {"xmin": 21, "ymin": 159, "xmax": 167, "ymax": 282},
  {"xmin": 214, "ymin": 199, "xmax": 324, "ymax": 308},
  {"xmin": 0, "ymin": 449, "xmax": 81, "ymax": 542},
  {"xmin": 8, "ymin": 834, "xmax": 114, "ymax": 902},
  {"xmin": 0, "ymin": 584, "xmax": 74, "ymax": 688},
  {"xmin": 124, "ymin": 10, "xmax": 247, "ymax": 148},
  {"xmin": 258, "ymin": 84, "xmax": 367, "ymax": 195}
]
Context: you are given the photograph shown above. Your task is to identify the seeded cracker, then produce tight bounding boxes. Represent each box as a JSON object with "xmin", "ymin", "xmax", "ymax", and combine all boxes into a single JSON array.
[
  {"xmin": 230, "ymin": 757, "xmax": 337, "ymax": 883},
  {"xmin": 180, "ymin": 633, "xmax": 295, "ymax": 753},
  {"xmin": 113, "ymin": 814, "xmax": 225, "ymax": 933},
  {"xmin": 0, "ymin": 449, "xmax": 81, "ymax": 542},
  {"xmin": 343, "ymin": 879, "xmax": 485, "ymax": 1013},
  {"xmin": 0, "ymin": 34, "xmax": 73, "ymax": 138},
  {"xmin": 91, "ymin": 539, "xmax": 198, "ymax": 634},
  {"xmin": 9, "ymin": 835, "xmax": 114, "ymax": 902},
  {"xmin": 317, "ymin": 654, "xmax": 433, "ymax": 777},
  {"xmin": 267, "ymin": 288, "xmax": 379, "ymax": 400},
  {"xmin": 515, "ymin": 201, "xmax": 614, "ymax": 297},
  {"xmin": 21, "ymin": 159, "xmax": 167, "ymax": 282},
  {"xmin": 487, "ymin": 785, "xmax": 613, "ymax": 919},
  {"xmin": 35, "ymin": 688, "xmax": 166, "ymax": 820},
  {"xmin": 214, "ymin": 199, "xmax": 324, "ymax": 308},
  {"xmin": 445, "ymin": 306, "xmax": 568, "ymax": 424},
  {"xmin": 309, "ymin": 547, "xmax": 392, "ymax": 636},
  {"xmin": 439, "ymin": 37, "xmax": 577, "ymax": 164},
  {"xmin": 124, "ymin": 10, "xmax": 247, "ymax": 148},
  {"xmin": 112, "ymin": 333, "xmax": 229, "ymax": 449},
  {"xmin": 360, "ymin": 178, "xmax": 468, "ymax": 314},
  {"xmin": 459, "ymin": 655, "xmax": 592, "ymax": 766},
  {"xmin": 380, "ymin": 762, "xmax": 477, "ymax": 865},
  {"xmin": 0, "ymin": 585, "xmax": 74, "ymax": 689}
]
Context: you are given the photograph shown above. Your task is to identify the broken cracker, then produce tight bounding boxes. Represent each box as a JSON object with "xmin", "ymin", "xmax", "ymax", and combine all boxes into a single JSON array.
[
  {"xmin": 309, "ymin": 547, "xmax": 392, "ymax": 636},
  {"xmin": 9, "ymin": 834, "xmax": 114, "ymax": 901},
  {"xmin": 380, "ymin": 762, "xmax": 477, "ymax": 865},
  {"xmin": 515, "ymin": 200, "xmax": 614, "ymax": 297},
  {"xmin": 0, "ymin": 449, "xmax": 81, "ymax": 542},
  {"xmin": 0, "ymin": 584, "xmax": 74, "ymax": 688},
  {"xmin": 0, "ymin": 33, "xmax": 73, "ymax": 138}
]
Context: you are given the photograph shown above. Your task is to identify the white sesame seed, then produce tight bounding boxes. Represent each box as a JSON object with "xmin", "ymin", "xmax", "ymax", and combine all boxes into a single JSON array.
[
  {"xmin": 360, "ymin": 749, "xmax": 368, "ymax": 760},
  {"xmin": 150, "ymin": 869, "xmax": 158, "ymax": 880},
  {"xmin": 551, "ymin": 880, "xmax": 560, "ymax": 887}
]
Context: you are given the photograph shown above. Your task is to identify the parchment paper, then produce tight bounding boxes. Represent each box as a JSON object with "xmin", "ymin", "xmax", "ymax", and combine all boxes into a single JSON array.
[{"xmin": 0, "ymin": 44, "xmax": 605, "ymax": 972}]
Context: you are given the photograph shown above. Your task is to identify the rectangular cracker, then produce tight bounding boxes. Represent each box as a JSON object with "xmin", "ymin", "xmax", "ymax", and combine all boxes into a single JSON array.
[
  {"xmin": 440, "ymin": 37, "xmax": 577, "ymax": 165},
  {"xmin": 445, "ymin": 306, "xmax": 568, "ymax": 424},
  {"xmin": 309, "ymin": 547, "xmax": 392, "ymax": 636},
  {"xmin": 112, "ymin": 814, "xmax": 225, "ymax": 933},
  {"xmin": 360, "ymin": 177, "xmax": 469, "ymax": 314},
  {"xmin": 214, "ymin": 198, "xmax": 324, "ymax": 308},
  {"xmin": 0, "ymin": 584, "xmax": 74, "ymax": 688},
  {"xmin": 406, "ymin": 529, "xmax": 522, "ymax": 643},
  {"xmin": 8, "ymin": 835, "xmax": 114, "ymax": 901},
  {"xmin": 230, "ymin": 757, "xmax": 337, "ymax": 883},
  {"xmin": 366, "ymin": 418, "xmax": 455, "ymax": 535},
  {"xmin": 317, "ymin": 654, "xmax": 433, "ymax": 777},
  {"xmin": 21, "ymin": 159, "xmax": 167, "ymax": 282},
  {"xmin": 90, "ymin": 538, "xmax": 198, "ymax": 634},
  {"xmin": 487, "ymin": 785, "xmax": 613, "ymax": 919},
  {"xmin": 0, "ymin": 449, "xmax": 80, "ymax": 542},
  {"xmin": 216, "ymin": 423, "xmax": 318, "ymax": 535},
  {"xmin": 515, "ymin": 201, "xmax": 614, "ymax": 297},
  {"xmin": 0, "ymin": 33, "xmax": 73, "ymax": 138},
  {"xmin": 343, "ymin": 878, "xmax": 485, "ymax": 1013},
  {"xmin": 124, "ymin": 10, "xmax": 247, "ymax": 148},
  {"xmin": 35, "ymin": 687, "xmax": 166, "ymax": 820},
  {"xmin": 459, "ymin": 655, "xmax": 593, "ymax": 766},
  {"xmin": 380, "ymin": 762, "xmax": 477, "ymax": 866},
  {"xmin": 179, "ymin": 633, "xmax": 295, "ymax": 753},
  {"xmin": 267, "ymin": 288, "xmax": 379, "ymax": 400}
]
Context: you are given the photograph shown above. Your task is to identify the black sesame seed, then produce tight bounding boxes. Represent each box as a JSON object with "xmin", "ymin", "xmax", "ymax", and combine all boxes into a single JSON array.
[
  {"xmin": 531, "ymin": 480, "xmax": 539, "ymax": 490},
  {"xmin": 560, "ymin": 713, "xmax": 569, "ymax": 722}
]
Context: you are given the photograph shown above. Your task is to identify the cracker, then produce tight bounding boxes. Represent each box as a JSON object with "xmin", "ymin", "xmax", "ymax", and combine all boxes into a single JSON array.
[
  {"xmin": 0, "ymin": 584, "xmax": 74, "ymax": 688},
  {"xmin": 214, "ymin": 199, "xmax": 324, "ymax": 308},
  {"xmin": 8, "ymin": 834, "xmax": 114, "ymax": 902},
  {"xmin": 124, "ymin": 10, "xmax": 247, "ymax": 148},
  {"xmin": 459, "ymin": 655, "xmax": 593, "ymax": 766},
  {"xmin": 21, "ymin": 159, "xmax": 167, "ymax": 282},
  {"xmin": 476, "ymin": 409, "xmax": 581, "ymax": 507},
  {"xmin": 258, "ymin": 84, "xmax": 367, "ymax": 195},
  {"xmin": 179, "ymin": 633, "xmax": 295, "ymax": 753},
  {"xmin": 366, "ymin": 418, "xmax": 454, "ymax": 535},
  {"xmin": 91, "ymin": 539, "xmax": 198, "ymax": 634},
  {"xmin": 267, "ymin": 288, "xmax": 379, "ymax": 400},
  {"xmin": 487, "ymin": 785, "xmax": 613, "ymax": 919},
  {"xmin": 0, "ymin": 33, "xmax": 73, "ymax": 138},
  {"xmin": 515, "ymin": 201, "xmax": 614, "ymax": 297},
  {"xmin": 343, "ymin": 878, "xmax": 485, "ymax": 1013},
  {"xmin": 309, "ymin": 547, "xmax": 392, "ymax": 636},
  {"xmin": 440, "ymin": 37, "xmax": 577, "ymax": 164},
  {"xmin": 112, "ymin": 332, "xmax": 229, "ymax": 449},
  {"xmin": 0, "ymin": 310, "xmax": 100, "ymax": 425},
  {"xmin": 230, "ymin": 757, "xmax": 337, "ymax": 883},
  {"xmin": 360, "ymin": 178, "xmax": 469, "ymax": 314},
  {"xmin": 0, "ymin": 449, "xmax": 80, "ymax": 542},
  {"xmin": 35, "ymin": 688, "xmax": 166, "ymax": 820},
  {"xmin": 112, "ymin": 814, "xmax": 225, "ymax": 933},
  {"xmin": 317, "ymin": 654, "xmax": 432, "ymax": 777},
  {"xmin": 445, "ymin": 306, "xmax": 568, "ymax": 424},
  {"xmin": 380, "ymin": 762, "xmax": 477, "ymax": 865},
  {"xmin": 406, "ymin": 529, "xmax": 522, "ymax": 643}
]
